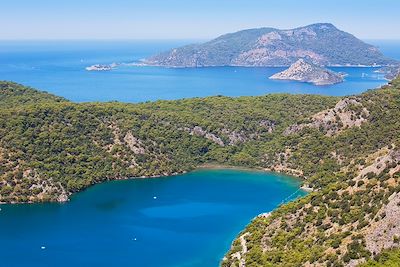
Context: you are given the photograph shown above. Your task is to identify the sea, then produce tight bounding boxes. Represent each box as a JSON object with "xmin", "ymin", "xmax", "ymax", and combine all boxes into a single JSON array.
[
  {"xmin": 0, "ymin": 39, "xmax": 399, "ymax": 267},
  {"xmin": 0, "ymin": 169, "xmax": 306, "ymax": 267},
  {"xmin": 0, "ymin": 39, "xmax": 399, "ymax": 103}
]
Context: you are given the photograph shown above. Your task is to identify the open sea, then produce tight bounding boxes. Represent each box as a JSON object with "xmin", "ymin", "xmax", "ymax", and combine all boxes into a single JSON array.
[
  {"xmin": 0, "ymin": 39, "xmax": 399, "ymax": 267},
  {"xmin": 0, "ymin": 39, "xmax": 399, "ymax": 103}
]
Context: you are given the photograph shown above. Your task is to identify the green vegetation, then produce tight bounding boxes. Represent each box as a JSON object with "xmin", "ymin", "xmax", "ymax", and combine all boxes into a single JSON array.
[
  {"xmin": 0, "ymin": 80, "xmax": 337, "ymax": 203},
  {"xmin": 361, "ymin": 249, "xmax": 400, "ymax": 266},
  {"xmin": 220, "ymin": 77, "xmax": 400, "ymax": 267},
  {"xmin": 1, "ymin": 77, "xmax": 400, "ymax": 266},
  {"xmin": 146, "ymin": 23, "xmax": 396, "ymax": 67},
  {"xmin": 0, "ymin": 81, "xmax": 66, "ymax": 108}
]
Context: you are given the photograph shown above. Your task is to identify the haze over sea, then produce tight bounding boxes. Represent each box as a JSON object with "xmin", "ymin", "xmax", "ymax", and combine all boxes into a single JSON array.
[{"xmin": 0, "ymin": 39, "xmax": 399, "ymax": 103}]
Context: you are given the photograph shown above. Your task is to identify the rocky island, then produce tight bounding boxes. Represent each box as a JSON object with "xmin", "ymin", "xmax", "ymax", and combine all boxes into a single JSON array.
[
  {"xmin": 85, "ymin": 64, "xmax": 112, "ymax": 71},
  {"xmin": 143, "ymin": 23, "xmax": 396, "ymax": 67},
  {"xmin": 270, "ymin": 59, "xmax": 345, "ymax": 85},
  {"xmin": 85, "ymin": 63, "xmax": 120, "ymax": 71}
]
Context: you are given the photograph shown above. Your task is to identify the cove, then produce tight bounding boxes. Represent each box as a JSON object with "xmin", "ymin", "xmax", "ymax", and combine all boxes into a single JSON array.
[{"xmin": 0, "ymin": 169, "xmax": 306, "ymax": 267}]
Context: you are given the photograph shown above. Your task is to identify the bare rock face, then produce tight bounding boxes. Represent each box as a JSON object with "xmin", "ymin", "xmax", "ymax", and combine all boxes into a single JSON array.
[
  {"xmin": 259, "ymin": 120, "xmax": 276, "ymax": 133},
  {"xmin": 221, "ymin": 129, "xmax": 248, "ymax": 145},
  {"xmin": 270, "ymin": 59, "xmax": 345, "ymax": 85},
  {"xmin": 284, "ymin": 97, "xmax": 369, "ymax": 136},
  {"xmin": 123, "ymin": 131, "xmax": 146, "ymax": 155},
  {"xmin": 365, "ymin": 192, "xmax": 400, "ymax": 255},
  {"xmin": 356, "ymin": 149, "xmax": 400, "ymax": 180},
  {"xmin": 184, "ymin": 126, "xmax": 225, "ymax": 146}
]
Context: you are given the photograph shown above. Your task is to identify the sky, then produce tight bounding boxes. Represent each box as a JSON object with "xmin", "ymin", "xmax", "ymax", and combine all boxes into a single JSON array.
[{"xmin": 1, "ymin": 0, "xmax": 399, "ymax": 40}]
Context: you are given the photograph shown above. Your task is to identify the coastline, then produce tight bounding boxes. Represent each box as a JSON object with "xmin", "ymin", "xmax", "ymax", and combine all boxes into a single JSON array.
[
  {"xmin": 196, "ymin": 163, "xmax": 265, "ymax": 172},
  {"xmin": 136, "ymin": 61, "xmax": 388, "ymax": 69},
  {"xmin": 0, "ymin": 163, "xmax": 307, "ymax": 205}
]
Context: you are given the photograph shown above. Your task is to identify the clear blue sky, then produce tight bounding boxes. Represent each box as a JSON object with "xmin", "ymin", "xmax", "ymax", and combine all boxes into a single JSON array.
[{"xmin": 2, "ymin": 0, "xmax": 399, "ymax": 40}]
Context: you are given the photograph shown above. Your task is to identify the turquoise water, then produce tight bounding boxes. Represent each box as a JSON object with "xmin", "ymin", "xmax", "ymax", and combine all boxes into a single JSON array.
[
  {"xmin": 0, "ymin": 169, "xmax": 306, "ymax": 267},
  {"xmin": 0, "ymin": 40, "xmax": 396, "ymax": 103},
  {"xmin": 0, "ymin": 40, "xmax": 398, "ymax": 266}
]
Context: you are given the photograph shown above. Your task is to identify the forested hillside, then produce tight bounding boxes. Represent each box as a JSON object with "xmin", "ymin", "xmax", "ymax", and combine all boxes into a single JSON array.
[
  {"xmin": 0, "ymin": 81, "xmax": 336, "ymax": 203},
  {"xmin": 1, "ymin": 77, "xmax": 400, "ymax": 266},
  {"xmin": 223, "ymin": 77, "xmax": 400, "ymax": 267}
]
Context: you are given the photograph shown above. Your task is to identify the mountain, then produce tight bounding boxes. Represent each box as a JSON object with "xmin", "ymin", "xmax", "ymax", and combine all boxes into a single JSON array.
[
  {"xmin": 270, "ymin": 59, "xmax": 345, "ymax": 85},
  {"xmin": 1, "ymin": 76, "xmax": 400, "ymax": 266},
  {"xmin": 144, "ymin": 23, "xmax": 396, "ymax": 67}
]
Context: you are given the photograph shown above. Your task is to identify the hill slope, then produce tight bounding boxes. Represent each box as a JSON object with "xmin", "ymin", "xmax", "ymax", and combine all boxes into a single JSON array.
[
  {"xmin": 0, "ymin": 82, "xmax": 336, "ymax": 203},
  {"xmin": 144, "ymin": 23, "xmax": 395, "ymax": 67},
  {"xmin": 223, "ymin": 77, "xmax": 400, "ymax": 266},
  {"xmin": 1, "ymin": 78, "xmax": 400, "ymax": 266}
]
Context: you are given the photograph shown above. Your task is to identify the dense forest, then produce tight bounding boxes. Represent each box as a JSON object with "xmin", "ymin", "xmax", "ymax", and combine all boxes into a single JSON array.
[
  {"xmin": 222, "ymin": 77, "xmax": 400, "ymax": 267},
  {"xmin": 0, "ymin": 81, "xmax": 336, "ymax": 203},
  {"xmin": 1, "ymin": 76, "xmax": 400, "ymax": 266}
]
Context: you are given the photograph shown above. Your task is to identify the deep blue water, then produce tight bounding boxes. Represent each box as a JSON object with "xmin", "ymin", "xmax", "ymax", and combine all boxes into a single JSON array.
[
  {"xmin": 0, "ymin": 40, "xmax": 398, "ymax": 103},
  {"xmin": 0, "ymin": 169, "xmax": 306, "ymax": 267},
  {"xmin": 0, "ymin": 40, "xmax": 399, "ymax": 267}
]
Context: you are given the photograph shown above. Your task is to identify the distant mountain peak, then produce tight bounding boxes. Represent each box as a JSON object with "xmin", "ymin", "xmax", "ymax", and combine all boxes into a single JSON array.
[{"xmin": 144, "ymin": 24, "xmax": 396, "ymax": 67}]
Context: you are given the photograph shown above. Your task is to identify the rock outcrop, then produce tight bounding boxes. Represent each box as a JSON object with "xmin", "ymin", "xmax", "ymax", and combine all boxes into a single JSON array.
[
  {"xmin": 184, "ymin": 126, "xmax": 225, "ymax": 146},
  {"xmin": 365, "ymin": 192, "xmax": 400, "ymax": 255},
  {"xmin": 284, "ymin": 97, "xmax": 369, "ymax": 136}
]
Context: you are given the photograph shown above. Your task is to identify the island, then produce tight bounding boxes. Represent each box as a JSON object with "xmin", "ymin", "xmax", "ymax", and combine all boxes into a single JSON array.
[
  {"xmin": 85, "ymin": 63, "xmax": 120, "ymax": 71},
  {"xmin": 143, "ymin": 23, "xmax": 397, "ymax": 67},
  {"xmin": 269, "ymin": 59, "xmax": 345, "ymax": 85},
  {"xmin": 85, "ymin": 64, "xmax": 112, "ymax": 71}
]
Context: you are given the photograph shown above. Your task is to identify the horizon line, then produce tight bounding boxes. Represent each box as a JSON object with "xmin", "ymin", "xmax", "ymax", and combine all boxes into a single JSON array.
[{"xmin": 0, "ymin": 38, "xmax": 399, "ymax": 41}]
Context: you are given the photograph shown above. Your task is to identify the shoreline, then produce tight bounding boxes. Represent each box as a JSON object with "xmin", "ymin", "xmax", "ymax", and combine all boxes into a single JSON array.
[
  {"xmin": 134, "ymin": 61, "xmax": 388, "ymax": 69},
  {"xmin": 195, "ymin": 163, "xmax": 265, "ymax": 172},
  {"xmin": 1, "ymin": 163, "xmax": 307, "ymax": 205}
]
